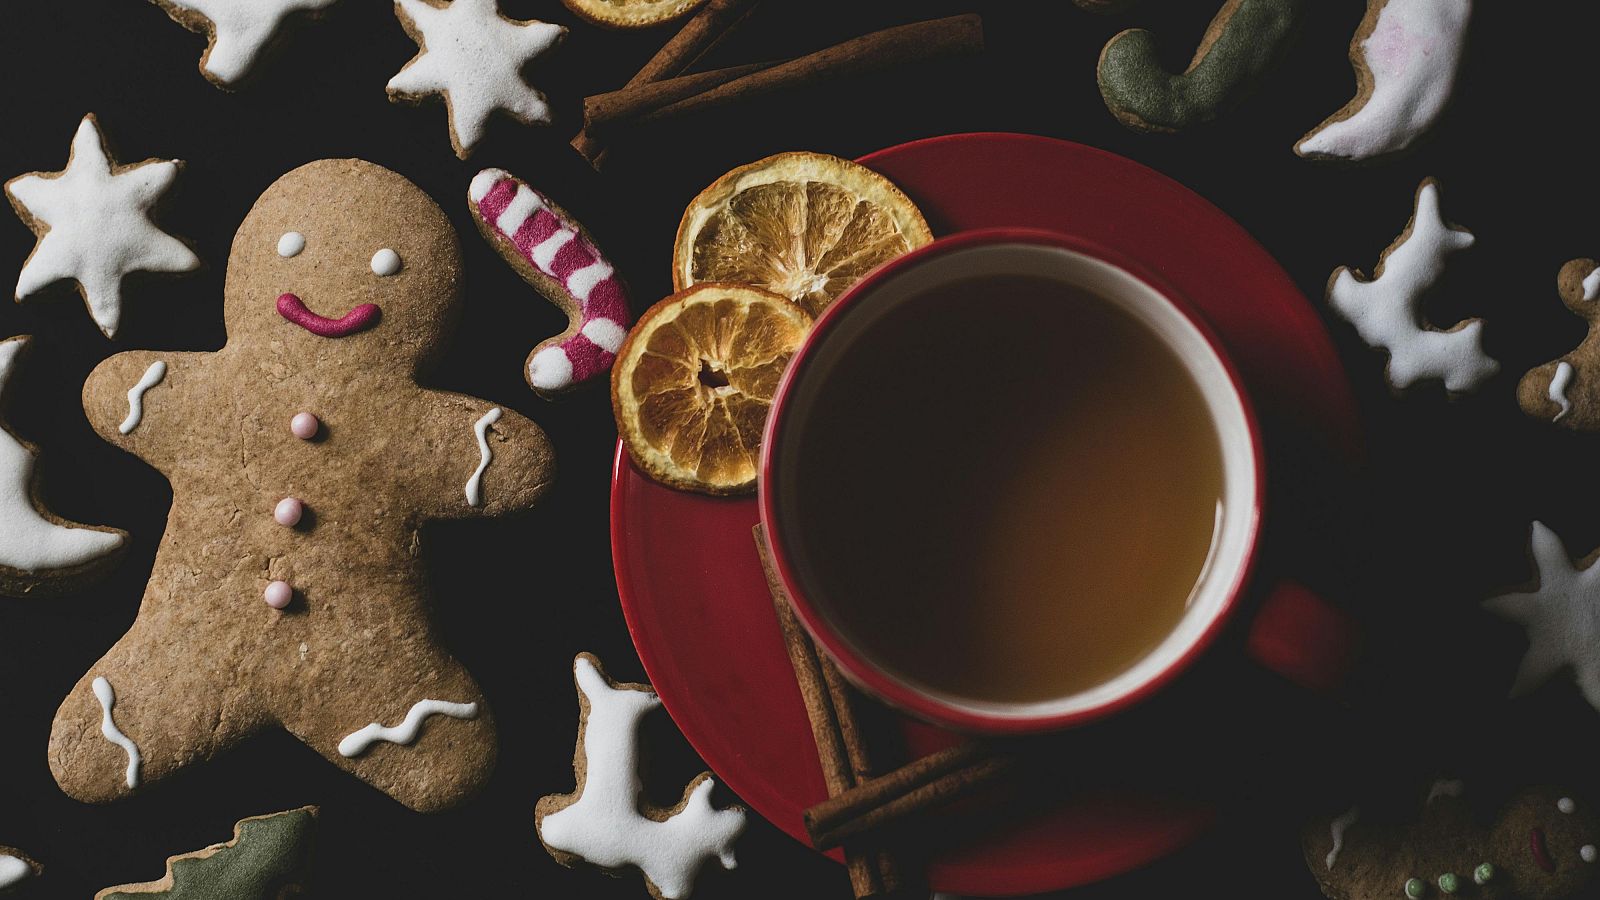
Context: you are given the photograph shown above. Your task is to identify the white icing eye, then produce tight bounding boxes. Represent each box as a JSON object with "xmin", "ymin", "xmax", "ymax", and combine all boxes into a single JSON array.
[
  {"xmin": 1584, "ymin": 845, "xmax": 1597, "ymax": 863},
  {"xmin": 371, "ymin": 249, "xmax": 401, "ymax": 276},
  {"xmin": 1560, "ymin": 797, "xmax": 1578, "ymax": 814},
  {"xmin": 277, "ymin": 232, "xmax": 305, "ymax": 258}
]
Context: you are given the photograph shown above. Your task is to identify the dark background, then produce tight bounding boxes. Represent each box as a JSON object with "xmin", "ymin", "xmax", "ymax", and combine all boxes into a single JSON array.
[{"xmin": 2, "ymin": 1, "xmax": 1598, "ymax": 897}]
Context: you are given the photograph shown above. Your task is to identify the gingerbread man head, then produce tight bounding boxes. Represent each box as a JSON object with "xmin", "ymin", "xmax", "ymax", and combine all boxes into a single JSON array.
[
  {"xmin": 225, "ymin": 158, "xmax": 462, "ymax": 368},
  {"xmin": 52, "ymin": 159, "xmax": 554, "ymax": 812}
]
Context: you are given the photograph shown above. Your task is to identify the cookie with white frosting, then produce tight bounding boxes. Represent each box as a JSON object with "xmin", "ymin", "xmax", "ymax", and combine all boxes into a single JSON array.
[{"xmin": 1519, "ymin": 260, "xmax": 1600, "ymax": 430}]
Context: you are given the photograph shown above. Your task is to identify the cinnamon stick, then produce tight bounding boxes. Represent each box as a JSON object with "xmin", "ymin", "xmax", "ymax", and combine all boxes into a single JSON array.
[
  {"xmin": 804, "ymin": 743, "xmax": 1017, "ymax": 852},
  {"xmin": 584, "ymin": 60, "xmax": 779, "ymax": 133},
  {"xmin": 755, "ymin": 526, "xmax": 906, "ymax": 898},
  {"xmin": 572, "ymin": 0, "xmax": 763, "ymax": 165},
  {"xmin": 589, "ymin": 14, "xmax": 985, "ymax": 135}
]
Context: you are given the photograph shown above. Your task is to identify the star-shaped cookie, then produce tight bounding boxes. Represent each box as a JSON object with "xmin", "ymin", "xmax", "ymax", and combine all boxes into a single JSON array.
[
  {"xmin": 1485, "ymin": 522, "xmax": 1600, "ymax": 712},
  {"xmin": 148, "ymin": 0, "xmax": 340, "ymax": 88},
  {"xmin": 387, "ymin": 0, "xmax": 567, "ymax": 159},
  {"xmin": 4, "ymin": 114, "xmax": 198, "ymax": 338}
]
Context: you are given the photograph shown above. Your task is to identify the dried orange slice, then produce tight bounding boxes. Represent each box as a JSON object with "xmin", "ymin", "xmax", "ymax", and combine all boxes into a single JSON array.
[
  {"xmin": 560, "ymin": 0, "xmax": 705, "ymax": 29},
  {"xmin": 612, "ymin": 284, "xmax": 812, "ymax": 495},
  {"xmin": 673, "ymin": 152, "xmax": 933, "ymax": 318}
]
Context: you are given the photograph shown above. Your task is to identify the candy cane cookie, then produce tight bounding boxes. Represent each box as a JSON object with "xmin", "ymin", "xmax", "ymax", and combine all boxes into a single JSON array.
[{"xmin": 469, "ymin": 168, "xmax": 632, "ymax": 397}]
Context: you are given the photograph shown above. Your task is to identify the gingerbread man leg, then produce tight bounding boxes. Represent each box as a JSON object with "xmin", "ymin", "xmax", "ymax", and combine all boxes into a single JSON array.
[
  {"xmin": 49, "ymin": 621, "xmax": 268, "ymax": 802},
  {"xmin": 1519, "ymin": 259, "xmax": 1600, "ymax": 430},
  {"xmin": 278, "ymin": 639, "xmax": 497, "ymax": 812}
]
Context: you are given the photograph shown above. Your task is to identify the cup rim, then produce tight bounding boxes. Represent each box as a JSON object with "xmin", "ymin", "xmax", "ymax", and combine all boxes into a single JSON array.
[{"xmin": 757, "ymin": 227, "xmax": 1267, "ymax": 735}]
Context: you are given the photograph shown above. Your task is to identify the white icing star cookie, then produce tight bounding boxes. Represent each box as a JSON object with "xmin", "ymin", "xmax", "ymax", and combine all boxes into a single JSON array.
[
  {"xmin": 387, "ymin": 0, "xmax": 566, "ymax": 159},
  {"xmin": 1485, "ymin": 522, "xmax": 1600, "ymax": 713},
  {"xmin": 4, "ymin": 115, "xmax": 199, "ymax": 338},
  {"xmin": 148, "ymin": 0, "xmax": 339, "ymax": 88},
  {"xmin": 1326, "ymin": 178, "xmax": 1496, "ymax": 394}
]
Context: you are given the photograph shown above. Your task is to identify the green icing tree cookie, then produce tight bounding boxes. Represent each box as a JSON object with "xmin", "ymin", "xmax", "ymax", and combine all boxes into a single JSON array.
[
  {"xmin": 96, "ymin": 807, "xmax": 316, "ymax": 899},
  {"xmin": 1097, "ymin": 0, "xmax": 1305, "ymax": 132}
]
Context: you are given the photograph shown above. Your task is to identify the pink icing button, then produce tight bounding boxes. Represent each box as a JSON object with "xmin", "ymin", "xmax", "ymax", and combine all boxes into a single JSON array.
[
  {"xmin": 264, "ymin": 580, "xmax": 293, "ymax": 609},
  {"xmin": 274, "ymin": 497, "xmax": 303, "ymax": 527},
  {"xmin": 291, "ymin": 412, "xmax": 319, "ymax": 440}
]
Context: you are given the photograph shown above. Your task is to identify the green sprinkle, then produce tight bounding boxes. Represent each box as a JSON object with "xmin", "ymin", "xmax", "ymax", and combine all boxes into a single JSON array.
[
  {"xmin": 1405, "ymin": 878, "xmax": 1427, "ymax": 899},
  {"xmin": 1438, "ymin": 872, "xmax": 1459, "ymax": 894},
  {"xmin": 1473, "ymin": 863, "xmax": 1496, "ymax": 885}
]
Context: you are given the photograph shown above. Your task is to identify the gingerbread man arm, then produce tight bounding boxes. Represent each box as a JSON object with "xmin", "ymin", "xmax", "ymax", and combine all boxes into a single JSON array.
[
  {"xmin": 409, "ymin": 390, "xmax": 554, "ymax": 520},
  {"xmin": 81, "ymin": 351, "xmax": 211, "ymax": 469},
  {"xmin": 1518, "ymin": 259, "xmax": 1600, "ymax": 430}
]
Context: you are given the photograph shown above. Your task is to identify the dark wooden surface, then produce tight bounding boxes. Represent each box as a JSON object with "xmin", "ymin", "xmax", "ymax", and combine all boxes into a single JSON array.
[{"xmin": 2, "ymin": 1, "xmax": 1598, "ymax": 897}]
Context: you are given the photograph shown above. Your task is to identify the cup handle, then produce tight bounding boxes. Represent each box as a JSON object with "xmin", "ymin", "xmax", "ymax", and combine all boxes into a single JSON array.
[{"xmin": 1244, "ymin": 580, "xmax": 1360, "ymax": 694}]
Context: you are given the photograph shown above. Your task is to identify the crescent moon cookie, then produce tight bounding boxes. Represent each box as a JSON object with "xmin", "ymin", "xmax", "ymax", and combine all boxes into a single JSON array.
[
  {"xmin": 145, "ymin": 0, "xmax": 340, "ymax": 89},
  {"xmin": 1518, "ymin": 260, "xmax": 1600, "ymax": 430},
  {"xmin": 386, "ymin": 0, "xmax": 567, "ymax": 160},
  {"xmin": 1326, "ymin": 178, "xmax": 1496, "ymax": 394},
  {"xmin": 537, "ymin": 654, "xmax": 747, "ymax": 900},
  {"xmin": 0, "ymin": 847, "xmax": 40, "ymax": 893},
  {"xmin": 4, "ymin": 114, "xmax": 199, "ymax": 339},
  {"xmin": 0, "ymin": 337, "xmax": 126, "ymax": 598},
  {"xmin": 1296, "ymin": 0, "xmax": 1472, "ymax": 162},
  {"xmin": 469, "ymin": 168, "xmax": 633, "ymax": 397},
  {"xmin": 95, "ymin": 807, "xmax": 317, "ymax": 899},
  {"xmin": 1305, "ymin": 784, "xmax": 1600, "ymax": 900},
  {"xmin": 1095, "ymin": 0, "xmax": 1306, "ymax": 133},
  {"xmin": 49, "ymin": 159, "xmax": 554, "ymax": 812}
]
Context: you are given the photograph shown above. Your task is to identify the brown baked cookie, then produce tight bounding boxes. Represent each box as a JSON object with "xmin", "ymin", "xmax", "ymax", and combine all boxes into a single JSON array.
[
  {"xmin": 537, "ymin": 653, "xmax": 746, "ymax": 900},
  {"xmin": 1305, "ymin": 783, "xmax": 1600, "ymax": 900},
  {"xmin": 48, "ymin": 159, "xmax": 554, "ymax": 812},
  {"xmin": 96, "ymin": 806, "xmax": 316, "ymax": 899},
  {"xmin": 1518, "ymin": 259, "xmax": 1600, "ymax": 430},
  {"xmin": 0, "ymin": 336, "xmax": 126, "ymax": 598},
  {"xmin": 0, "ymin": 846, "xmax": 40, "ymax": 893}
]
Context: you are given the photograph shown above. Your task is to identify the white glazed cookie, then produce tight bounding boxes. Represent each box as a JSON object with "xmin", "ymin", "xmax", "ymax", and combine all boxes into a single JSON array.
[
  {"xmin": 4, "ymin": 115, "xmax": 199, "ymax": 339},
  {"xmin": 0, "ymin": 337, "xmax": 127, "ymax": 598},
  {"xmin": 1326, "ymin": 178, "xmax": 1496, "ymax": 394},
  {"xmin": 1486, "ymin": 522, "xmax": 1600, "ymax": 714},
  {"xmin": 1297, "ymin": 0, "xmax": 1472, "ymax": 161},
  {"xmin": 537, "ymin": 654, "xmax": 746, "ymax": 900},
  {"xmin": 147, "ymin": 0, "xmax": 340, "ymax": 88},
  {"xmin": 387, "ymin": 0, "xmax": 567, "ymax": 160},
  {"xmin": 0, "ymin": 847, "xmax": 39, "ymax": 893}
]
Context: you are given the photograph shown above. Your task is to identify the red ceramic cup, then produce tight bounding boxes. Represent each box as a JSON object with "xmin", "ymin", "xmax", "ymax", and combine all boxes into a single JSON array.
[{"xmin": 757, "ymin": 228, "xmax": 1355, "ymax": 735}]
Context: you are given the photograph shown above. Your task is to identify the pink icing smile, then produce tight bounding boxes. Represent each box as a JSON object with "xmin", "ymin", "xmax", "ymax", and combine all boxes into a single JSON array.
[
  {"xmin": 1532, "ymin": 827, "xmax": 1556, "ymax": 872},
  {"xmin": 276, "ymin": 293, "xmax": 380, "ymax": 337}
]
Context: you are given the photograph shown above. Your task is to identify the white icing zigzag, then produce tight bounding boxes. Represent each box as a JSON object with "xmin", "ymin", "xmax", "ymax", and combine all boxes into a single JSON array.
[
  {"xmin": 1326, "ymin": 805, "xmax": 1360, "ymax": 869},
  {"xmin": 337, "ymin": 698, "xmax": 478, "ymax": 758},
  {"xmin": 464, "ymin": 407, "xmax": 500, "ymax": 507},
  {"xmin": 540, "ymin": 655, "xmax": 746, "ymax": 900},
  {"xmin": 118, "ymin": 360, "xmax": 167, "ymax": 434},
  {"xmin": 92, "ymin": 676, "xmax": 141, "ymax": 788},
  {"xmin": 1327, "ymin": 180, "xmax": 1497, "ymax": 393}
]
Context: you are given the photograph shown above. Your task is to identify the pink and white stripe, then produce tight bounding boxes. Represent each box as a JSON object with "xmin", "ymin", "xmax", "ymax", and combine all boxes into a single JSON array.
[{"xmin": 469, "ymin": 168, "xmax": 632, "ymax": 395}]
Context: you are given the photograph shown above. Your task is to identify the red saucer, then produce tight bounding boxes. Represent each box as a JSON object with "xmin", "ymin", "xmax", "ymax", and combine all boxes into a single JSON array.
[{"xmin": 611, "ymin": 133, "xmax": 1360, "ymax": 895}]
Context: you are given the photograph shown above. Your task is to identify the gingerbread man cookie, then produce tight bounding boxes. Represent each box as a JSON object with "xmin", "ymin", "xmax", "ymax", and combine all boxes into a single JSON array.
[
  {"xmin": 1517, "ymin": 260, "xmax": 1600, "ymax": 430},
  {"xmin": 48, "ymin": 159, "xmax": 554, "ymax": 812},
  {"xmin": 1305, "ymin": 784, "xmax": 1599, "ymax": 900}
]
